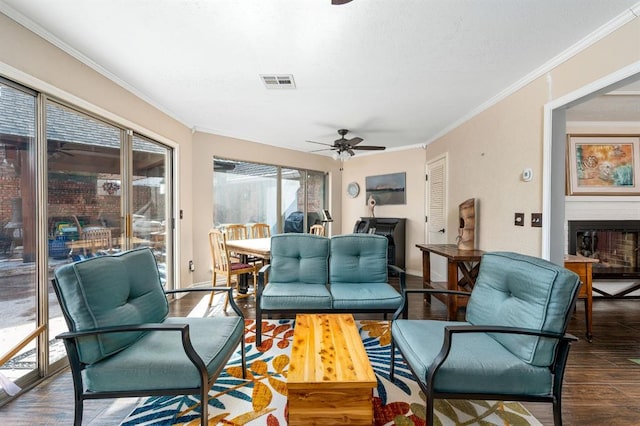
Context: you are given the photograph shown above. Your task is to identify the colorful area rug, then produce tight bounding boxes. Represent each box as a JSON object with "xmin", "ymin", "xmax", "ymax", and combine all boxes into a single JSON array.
[{"xmin": 121, "ymin": 319, "xmax": 541, "ymax": 426}]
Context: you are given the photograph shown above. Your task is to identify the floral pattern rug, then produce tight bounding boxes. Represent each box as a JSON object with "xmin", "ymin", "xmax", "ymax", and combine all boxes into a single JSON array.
[{"xmin": 121, "ymin": 319, "xmax": 542, "ymax": 426}]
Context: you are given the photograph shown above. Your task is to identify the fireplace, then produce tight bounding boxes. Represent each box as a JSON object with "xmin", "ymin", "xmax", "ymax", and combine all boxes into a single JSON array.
[{"xmin": 568, "ymin": 220, "xmax": 640, "ymax": 279}]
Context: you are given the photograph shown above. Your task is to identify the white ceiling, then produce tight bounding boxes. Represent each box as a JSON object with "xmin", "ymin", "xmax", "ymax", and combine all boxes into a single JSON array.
[{"xmin": 2, "ymin": 0, "xmax": 639, "ymax": 155}]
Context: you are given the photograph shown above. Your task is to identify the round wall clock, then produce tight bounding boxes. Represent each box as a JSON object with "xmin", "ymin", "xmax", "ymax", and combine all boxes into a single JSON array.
[{"xmin": 347, "ymin": 182, "xmax": 360, "ymax": 198}]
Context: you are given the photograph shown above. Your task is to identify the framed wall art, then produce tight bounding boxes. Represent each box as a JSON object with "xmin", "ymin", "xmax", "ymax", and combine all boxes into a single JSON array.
[
  {"xmin": 567, "ymin": 135, "xmax": 640, "ymax": 195},
  {"xmin": 365, "ymin": 172, "xmax": 406, "ymax": 205}
]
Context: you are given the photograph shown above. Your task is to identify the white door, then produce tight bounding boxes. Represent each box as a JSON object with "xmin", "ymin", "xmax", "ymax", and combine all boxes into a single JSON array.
[{"xmin": 425, "ymin": 154, "xmax": 448, "ymax": 282}]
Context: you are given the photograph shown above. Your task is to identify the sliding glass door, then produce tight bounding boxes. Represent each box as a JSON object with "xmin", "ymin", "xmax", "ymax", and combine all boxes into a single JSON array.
[
  {"xmin": 0, "ymin": 80, "xmax": 38, "ymax": 391},
  {"xmin": 213, "ymin": 158, "xmax": 327, "ymax": 234},
  {"xmin": 0, "ymin": 80, "xmax": 175, "ymax": 405}
]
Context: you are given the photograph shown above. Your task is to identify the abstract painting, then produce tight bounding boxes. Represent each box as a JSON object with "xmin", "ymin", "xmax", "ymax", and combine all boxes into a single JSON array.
[{"xmin": 567, "ymin": 135, "xmax": 640, "ymax": 195}]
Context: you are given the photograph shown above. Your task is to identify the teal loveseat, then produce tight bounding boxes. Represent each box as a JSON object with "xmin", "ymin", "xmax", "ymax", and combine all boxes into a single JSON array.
[
  {"xmin": 255, "ymin": 233, "xmax": 406, "ymax": 345},
  {"xmin": 391, "ymin": 251, "xmax": 581, "ymax": 426},
  {"xmin": 52, "ymin": 248, "xmax": 246, "ymax": 426}
]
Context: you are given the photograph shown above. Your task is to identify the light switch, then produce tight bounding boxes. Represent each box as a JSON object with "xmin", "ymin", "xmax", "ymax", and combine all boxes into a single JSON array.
[{"xmin": 531, "ymin": 213, "xmax": 542, "ymax": 227}]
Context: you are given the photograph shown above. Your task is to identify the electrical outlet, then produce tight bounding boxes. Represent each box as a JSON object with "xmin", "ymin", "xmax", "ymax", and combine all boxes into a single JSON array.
[
  {"xmin": 514, "ymin": 213, "xmax": 524, "ymax": 226},
  {"xmin": 531, "ymin": 213, "xmax": 542, "ymax": 227}
]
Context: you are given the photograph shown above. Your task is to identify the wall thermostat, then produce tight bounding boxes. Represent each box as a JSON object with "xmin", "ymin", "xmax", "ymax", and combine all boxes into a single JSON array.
[{"xmin": 522, "ymin": 168, "xmax": 533, "ymax": 182}]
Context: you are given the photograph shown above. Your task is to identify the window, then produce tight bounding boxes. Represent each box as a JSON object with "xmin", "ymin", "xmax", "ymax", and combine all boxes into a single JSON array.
[{"xmin": 213, "ymin": 158, "xmax": 327, "ymax": 234}]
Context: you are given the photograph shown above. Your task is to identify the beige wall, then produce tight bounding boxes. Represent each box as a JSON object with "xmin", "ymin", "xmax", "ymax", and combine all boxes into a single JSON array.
[
  {"xmin": 341, "ymin": 148, "xmax": 426, "ymax": 275},
  {"xmin": 190, "ymin": 132, "xmax": 340, "ymax": 284},
  {"xmin": 423, "ymin": 17, "xmax": 640, "ymax": 257}
]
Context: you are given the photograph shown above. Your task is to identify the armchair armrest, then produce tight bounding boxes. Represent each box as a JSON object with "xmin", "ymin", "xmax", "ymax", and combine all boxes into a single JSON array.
[
  {"xmin": 428, "ymin": 324, "xmax": 579, "ymax": 388},
  {"xmin": 393, "ymin": 288, "xmax": 471, "ymax": 320},
  {"xmin": 257, "ymin": 263, "xmax": 271, "ymax": 298},
  {"xmin": 165, "ymin": 286, "xmax": 243, "ymax": 317}
]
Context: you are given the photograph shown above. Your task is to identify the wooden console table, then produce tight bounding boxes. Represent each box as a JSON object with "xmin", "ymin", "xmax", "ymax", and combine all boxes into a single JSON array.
[
  {"xmin": 564, "ymin": 254, "xmax": 598, "ymax": 342},
  {"xmin": 416, "ymin": 244, "xmax": 484, "ymax": 320}
]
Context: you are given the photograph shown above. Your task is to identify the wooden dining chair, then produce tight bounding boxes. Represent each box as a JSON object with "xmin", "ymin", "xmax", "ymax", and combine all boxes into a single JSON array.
[
  {"xmin": 224, "ymin": 224, "xmax": 248, "ymax": 262},
  {"xmin": 250, "ymin": 223, "xmax": 271, "ymax": 238},
  {"xmin": 208, "ymin": 229, "xmax": 258, "ymax": 310},
  {"xmin": 309, "ymin": 224, "xmax": 325, "ymax": 236},
  {"xmin": 225, "ymin": 224, "xmax": 248, "ymax": 240}
]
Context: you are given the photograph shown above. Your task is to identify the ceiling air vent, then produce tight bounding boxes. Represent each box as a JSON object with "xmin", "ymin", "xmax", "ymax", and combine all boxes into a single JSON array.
[{"xmin": 260, "ymin": 74, "xmax": 296, "ymax": 89}]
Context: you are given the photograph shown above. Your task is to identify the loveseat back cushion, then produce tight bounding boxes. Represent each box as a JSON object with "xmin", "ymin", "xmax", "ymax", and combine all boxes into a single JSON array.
[
  {"xmin": 268, "ymin": 234, "xmax": 329, "ymax": 285},
  {"xmin": 53, "ymin": 248, "xmax": 169, "ymax": 365},
  {"xmin": 329, "ymin": 234, "xmax": 388, "ymax": 284},
  {"xmin": 466, "ymin": 252, "xmax": 580, "ymax": 367}
]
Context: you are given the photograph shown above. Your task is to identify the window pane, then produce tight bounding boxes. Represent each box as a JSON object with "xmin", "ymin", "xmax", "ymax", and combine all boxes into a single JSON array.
[
  {"xmin": 282, "ymin": 168, "xmax": 304, "ymax": 233},
  {"xmin": 0, "ymin": 82, "xmax": 38, "ymax": 386},
  {"xmin": 306, "ymin": 170, "xmax": 327, "ymax": 230},
  {"xmin": 46, "ymin": 101, "xmax": 122, "ymax": 365},
  {"xmin": 213, "ymin": 159, "xmax": 278, "ymax": 234},
  {"xmin": 132, "ymin": 135, "xmax": 170, "ymax": 286}
]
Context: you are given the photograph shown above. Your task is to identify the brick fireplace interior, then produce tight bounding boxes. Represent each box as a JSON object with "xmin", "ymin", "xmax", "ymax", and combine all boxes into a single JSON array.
[{"xmin": 568, "ymin": 220, "xmax": 640, "ymax": 278}]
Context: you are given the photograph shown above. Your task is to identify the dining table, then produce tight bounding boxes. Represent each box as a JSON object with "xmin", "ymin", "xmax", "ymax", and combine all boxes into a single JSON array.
[{"xmin": 225, "ymin": 237, "xmax": 271, "ymax": 293}]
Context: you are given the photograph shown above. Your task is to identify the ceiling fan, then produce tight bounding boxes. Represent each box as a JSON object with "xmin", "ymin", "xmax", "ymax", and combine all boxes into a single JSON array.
[{"xmin": 307, "ymin": 129, "xmax": 386, "ymax": 159}]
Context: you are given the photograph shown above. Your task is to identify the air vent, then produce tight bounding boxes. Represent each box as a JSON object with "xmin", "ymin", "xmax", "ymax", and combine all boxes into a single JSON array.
[{"xmin": 260, "ymin": 74, "xmax": 296, "ymax": 89}]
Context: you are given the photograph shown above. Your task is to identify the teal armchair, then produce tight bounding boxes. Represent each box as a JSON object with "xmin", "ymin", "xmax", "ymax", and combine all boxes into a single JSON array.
[
  {"xmin": 391, "ymin": 252, "xmax": 580, "ymax": 426},
  {"xmin": 52, "ymin": 248, "xmax": 246, "ymax": 426}
]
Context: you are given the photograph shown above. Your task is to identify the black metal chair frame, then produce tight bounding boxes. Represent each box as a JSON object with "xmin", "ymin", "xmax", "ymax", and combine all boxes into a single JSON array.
[
  {"xmin": 254, "ymin": 263, "xmax": 408, "ymax": 346},
  {"xmin": 52, "ymin": 284, "xmax": 246, "ymax": 426},
  {"xmin": 390, "ymin": 288, "xmax": 578, "ymax": 426}
]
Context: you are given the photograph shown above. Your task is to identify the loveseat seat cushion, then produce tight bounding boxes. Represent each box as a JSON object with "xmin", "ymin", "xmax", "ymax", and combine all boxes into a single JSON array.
[
  {"xmin": 83, "ymin": 316, "xmax": 243, "ymax": 392},
  {"xmin": 392, "ymin": 319, "xmax": 552, "ymax": 395},
  {"xmin": 329, "ymin": 234, "xmax": 388, "ymax": 284},
  {"xmin": 465, "ymin": 252, "xmax": 579, "ymax": 367},
  {"xmin": 268, "ymin": 234, "xmax": 329, "ymax": 285},
  {"xmin": 330, "ymin": 282, "xmax": 402, "ymax": 310},
  {"xmin": 261, "ymin": 282, "xmax": 332, "ymax": 310},
  {"xmin": 54, "ymin": 248, "xmax": 169, "ymax": 365}
]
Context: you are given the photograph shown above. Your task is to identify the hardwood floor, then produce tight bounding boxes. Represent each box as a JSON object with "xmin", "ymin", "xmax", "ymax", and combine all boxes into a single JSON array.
[{"xmin": 2, "ymin": 275, "xmax": 640, "ymax": 425}]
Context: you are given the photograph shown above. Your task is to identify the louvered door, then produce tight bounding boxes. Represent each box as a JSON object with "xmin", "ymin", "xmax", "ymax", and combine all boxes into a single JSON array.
[{"xmin": 426, "ymin": 155, "xmax": 448, "ymax": 281}]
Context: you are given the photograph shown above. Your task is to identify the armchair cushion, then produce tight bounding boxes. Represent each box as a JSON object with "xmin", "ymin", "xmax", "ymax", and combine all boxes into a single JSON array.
[
  {"xmin": 84, "ymin": 316, "xmax": 244, "ymax": 392},
  {"xmin": 466, "ymin": 252, "xmax": 580, "ymax": 367},
  {"xmin": 392, "ymin": 320, "xmax": 552, "ymax": 395},
  {"xmin": 54, "ymin": 248, "xmax": 169, "ymax": 365}
]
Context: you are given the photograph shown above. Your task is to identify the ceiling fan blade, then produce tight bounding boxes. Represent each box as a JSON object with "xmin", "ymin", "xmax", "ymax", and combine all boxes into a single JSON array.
[
  {"xmin": 347, "ymin": 149, "xmax": 356, "ymax": 156},
  {"xmin": 352, "ymin": 146, "xmax": 386, "ymax": 151},
  {"xmin": 331, "ymin": 0, "xmax": 353, "ymax": 4},
  {"xmin": 306, "ymin": 140, "xmax": 333, "ymax": 147},
  {"xmin": 347, "ymin": 137, "xmax": 363, "ymax": 146},
  {"xmin": 309, "ymin": 147, "xmax": 334, "ymax": 153}
]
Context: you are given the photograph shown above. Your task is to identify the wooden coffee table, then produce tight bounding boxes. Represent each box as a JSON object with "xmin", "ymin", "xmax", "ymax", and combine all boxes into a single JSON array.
[{"xmin": 288, "ymin": 314, "xmax": 377, "ymax": 426}]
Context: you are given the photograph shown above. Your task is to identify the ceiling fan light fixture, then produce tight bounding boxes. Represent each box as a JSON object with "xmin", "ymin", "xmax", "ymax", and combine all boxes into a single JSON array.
[{"xmin": 339, "ymin": 151, "xmax": 351, "ymax": 161}]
